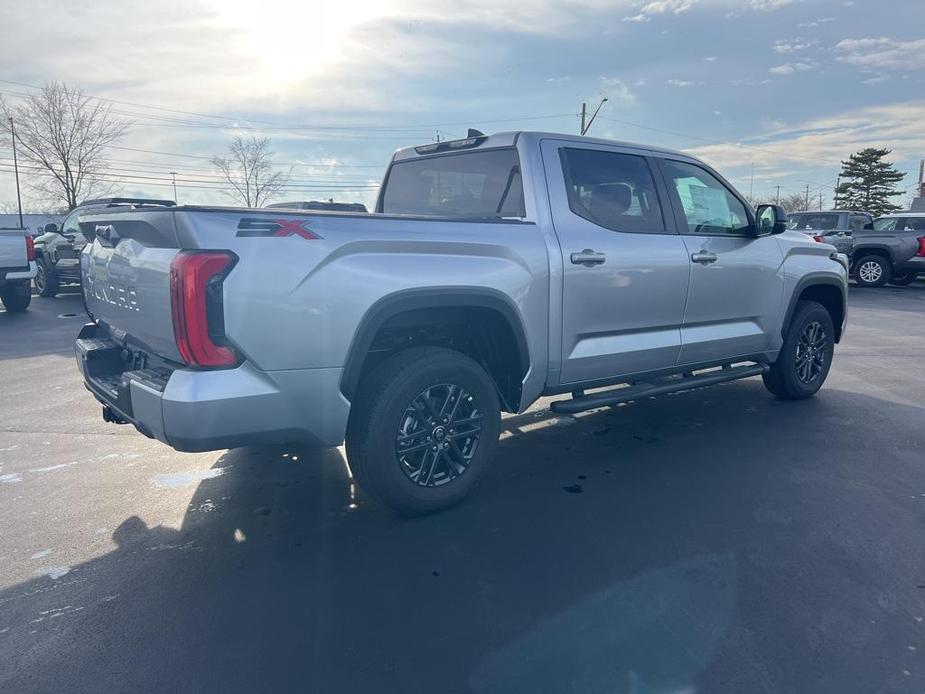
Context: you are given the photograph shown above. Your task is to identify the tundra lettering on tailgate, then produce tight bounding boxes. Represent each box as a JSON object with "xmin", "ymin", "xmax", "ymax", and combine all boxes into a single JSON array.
[{"xmin": 235, "ymin": 218, "xmax": 321, "ymax": 240}]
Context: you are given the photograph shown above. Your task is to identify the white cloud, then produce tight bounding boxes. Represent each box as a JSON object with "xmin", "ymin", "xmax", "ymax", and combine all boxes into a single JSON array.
[
  {"xmin": 769, "ymin": 61, "xmax": 814, "ymax": 75},
  {"xmin": 797, "ymin": 16, "xmax": 834, "ymax": 28},
  {"xmin": 835, "ymin": 37, "xmax": 925, "ymax": 72},
  {"xmin": 623, "ymin": 0, "xmax": 695, "ymax": 22},
  {"xmin": 704, "ymin": 56, "xmax": 718, "ymax": 62},
  {"xmin": 747, "ymin": 0, "xmax": 797, "ymax": 9},
  {"xmin": 773, "ymin": 39, "xmax": 816, "ymax": 53},
  {"xmin": 599, "ymin": 77, "xmax": 637, "ymax": 103},
  {"xmin": 689, "ymin": 101, "xmax": 925, "ymax": 172},
  {"xmin": 666, "ymin": 79, "xmax": 699, "ymax": 87}
]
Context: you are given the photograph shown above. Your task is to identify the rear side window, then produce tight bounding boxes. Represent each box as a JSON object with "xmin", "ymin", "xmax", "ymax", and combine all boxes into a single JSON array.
[
  {"xmin": 849, "ymin": 214, "xmax": 870, "ymax": 231},
  {"xmin": 380, "ymin": 148, "xmax": 525, "ymax": 218},
  {"xmin": 560, "ymin": 148, "xmax": 665, "ymax": 233},
  {"xmin": 788, "ymin": 213, "xmax": 839, "ymax": 231},
  {"xmin": 898, "ymin": 217, "xmax": 925, "ymax": 231}
]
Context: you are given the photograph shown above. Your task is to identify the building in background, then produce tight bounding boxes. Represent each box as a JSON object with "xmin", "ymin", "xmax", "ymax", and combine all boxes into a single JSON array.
[{"xmin": 0, "ymin": 213, "xmax": 65, "ymax": 235}]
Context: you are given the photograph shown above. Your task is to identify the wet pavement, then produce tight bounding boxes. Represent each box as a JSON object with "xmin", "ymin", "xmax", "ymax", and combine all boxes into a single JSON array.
[{"xmin": 1, "ymin": 284, "xmax": 924, "ymax": 693}]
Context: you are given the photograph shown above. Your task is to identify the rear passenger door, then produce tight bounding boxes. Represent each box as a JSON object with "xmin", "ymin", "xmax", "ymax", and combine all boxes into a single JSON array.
[
  {"xmin": 655, "ymin": 158, "xmax": 784, "ymax": 365},
  {"xmin": 542, "ymin": 140, "xmax": 691, "ymax": 385}
]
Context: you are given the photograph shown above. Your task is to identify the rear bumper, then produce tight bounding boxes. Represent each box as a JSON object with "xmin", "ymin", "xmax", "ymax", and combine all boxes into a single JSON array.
[
  {"xmin": 75, "ymin": 323, "xmax": 350, "ymax": 451},
  {"xmin": 895, "ymin": 256, "xmax": 925, "ymax": 276},
  {"xmin": 0, "ymin": 260, "xmax": 37, "ymax": 282}
]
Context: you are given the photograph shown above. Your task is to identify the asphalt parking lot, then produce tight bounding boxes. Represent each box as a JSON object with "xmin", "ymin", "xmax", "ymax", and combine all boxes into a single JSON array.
[{"xmin": 1, "ymin": 284, "xmax": 924, "ymax": 693}]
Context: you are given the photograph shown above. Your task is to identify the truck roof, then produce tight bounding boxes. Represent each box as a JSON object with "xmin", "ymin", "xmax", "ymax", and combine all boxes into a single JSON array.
[{"xmin": 391, "ymin": 130, "xmax": 693, "ymax": 163}]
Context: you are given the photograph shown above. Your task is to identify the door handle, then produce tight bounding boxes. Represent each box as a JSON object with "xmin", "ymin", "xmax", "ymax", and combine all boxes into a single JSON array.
[
  {"xmin": 691, "ymin": 251, "xmax": 718, "ymax": 265},
  {"xmin": 570, "ymin": 249, "xmax": 606, "ymax": 267}
]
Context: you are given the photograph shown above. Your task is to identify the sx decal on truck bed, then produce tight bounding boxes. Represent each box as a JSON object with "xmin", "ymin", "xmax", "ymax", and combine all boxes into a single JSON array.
[{"xmin": 235, "ymin": 218, "xmax": 321, "ymax": 240}]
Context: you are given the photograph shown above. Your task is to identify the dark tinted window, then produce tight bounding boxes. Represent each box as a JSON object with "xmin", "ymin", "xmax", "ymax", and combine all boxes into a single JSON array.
[
  {"xmin": 661, "ymin": 159, "xmax": 750, "ymax": 236},
  {"xmin": 788, "ymin": 213, "xmax": 839, "ymax": 231},
  {"xmin": 560, "ymin": 148, "xmax": 665, "ymax": 232},
  {"xmin": 898, "ymin": 217, "xmax": 925, "ymax": 231},
  {"xmin": 380, "ymin": 148, "xmax": 525, "ymax": 218},
  {"xmin": 849, "ymin": 214, "xmax": 871, "ymax": 231}
]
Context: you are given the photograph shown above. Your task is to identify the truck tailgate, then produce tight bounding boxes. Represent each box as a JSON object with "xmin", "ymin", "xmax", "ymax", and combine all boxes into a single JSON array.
[
  {"xmin": 80, "ymin": 210, "xmax": 184, "ymax": 362},
  {"xmin": 0, "ymin": 229, "xmax": 28, "ymax": 271}
]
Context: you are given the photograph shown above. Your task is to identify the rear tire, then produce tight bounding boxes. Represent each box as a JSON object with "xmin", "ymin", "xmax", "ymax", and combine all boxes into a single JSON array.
[
  {"xmin": 0, "ymin": 282, "xmax": 32, "ymax": 312},
  {"xmin": 34, "ymin": 260, "xmax": 59, "ymax": 297},
  {"xmin": 345, "ymin": 346, "xmax": 501, "ymax": 515},
  {"xmin": 763, "ymin": 300, "xmax": 835, "ymax": 400},
  {"xmin": 889, "ymin": 273, "xmax": 915, "ymax": 286},
  {"xmin": 853, "ymin": 255, "xmax": 891, "ymax": 287}
]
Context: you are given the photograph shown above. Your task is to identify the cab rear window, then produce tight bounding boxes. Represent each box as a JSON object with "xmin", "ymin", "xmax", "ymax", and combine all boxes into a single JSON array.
[{"xmin": 380, "ymin": 148, "xmax": 525, "ymax": 218}]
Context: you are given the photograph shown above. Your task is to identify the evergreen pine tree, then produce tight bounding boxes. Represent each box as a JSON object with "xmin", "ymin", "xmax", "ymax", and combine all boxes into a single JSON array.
[{"xmin": 832, "ymin": 148, "xmax": 906, "ymax": 216}]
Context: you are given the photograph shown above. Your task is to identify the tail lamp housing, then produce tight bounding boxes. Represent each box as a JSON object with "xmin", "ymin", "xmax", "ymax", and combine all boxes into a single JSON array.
[
  {"xmin": 169, "ymin": 251, "xmax": 240, "ymax": 368},
  {"xmin": 25, "ymin": 234, "xmax": 35, "ymax": 261},
  {"xmin": 917, "ymin": 237, "xmax": 925, "ymax": 257}
]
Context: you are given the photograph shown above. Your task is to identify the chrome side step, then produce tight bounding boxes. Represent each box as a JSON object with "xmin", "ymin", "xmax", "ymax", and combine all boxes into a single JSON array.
[{"xmin": 549, "ymin": 363, "xmax": 769, "ymax": 415}]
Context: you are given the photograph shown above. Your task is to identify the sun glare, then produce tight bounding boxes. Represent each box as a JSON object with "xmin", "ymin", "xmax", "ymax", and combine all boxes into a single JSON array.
[{"xmin": 212, "ymin": 0, "xmax": 388, "ymax": 87}]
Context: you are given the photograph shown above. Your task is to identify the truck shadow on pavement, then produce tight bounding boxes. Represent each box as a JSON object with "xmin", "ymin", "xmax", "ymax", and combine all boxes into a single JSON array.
[{"xmin": 1, "ymin": 382, "xmax": 924, "ymax": 694}]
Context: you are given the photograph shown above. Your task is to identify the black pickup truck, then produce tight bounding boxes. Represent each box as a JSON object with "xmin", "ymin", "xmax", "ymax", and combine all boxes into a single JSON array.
[
  {"xmin": 33, "ymin": 198, "xmax": 175, "ymax": 297},
  {"xmin": 852, "ymin": 213, "xmax": 925, "ymax": 287}
]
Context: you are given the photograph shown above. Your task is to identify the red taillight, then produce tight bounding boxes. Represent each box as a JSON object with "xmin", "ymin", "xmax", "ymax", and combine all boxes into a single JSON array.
[
  {"xmin": 917, "ymin": 237, "xmax": 925, "ymax": 257},
  {"xmin": 813, "ymin": 235, "xmax": 826, "ymax": 243},
  {"xmin": 169, "ymin": 251, "xmax": 239, "ymax": 368},
  {"xmin": 25, "ymin": 234, "xmax": 35, "ymax": 261}
]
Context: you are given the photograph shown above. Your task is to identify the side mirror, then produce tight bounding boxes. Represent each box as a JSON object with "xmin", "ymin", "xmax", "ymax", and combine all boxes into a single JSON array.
[
  {"xmin": 43, "ymin": 222, "xmax": 59, "ymax": 234},
  {"xmin": 755, "ymin": 204, "xmax": 788, "ymax": 236}
]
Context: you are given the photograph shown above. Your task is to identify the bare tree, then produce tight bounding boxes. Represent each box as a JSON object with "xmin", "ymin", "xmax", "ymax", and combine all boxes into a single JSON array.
[
  {"xmin": 211, "ymin": 136, "xmax": 290, "ymax": 208},
  {"xmin": 779, "ymin": 192, "xmax": 811, "ymax": 213},
  {"xmin": 0, "ymin": 82, "xmax": 131, "ymax": 210}
]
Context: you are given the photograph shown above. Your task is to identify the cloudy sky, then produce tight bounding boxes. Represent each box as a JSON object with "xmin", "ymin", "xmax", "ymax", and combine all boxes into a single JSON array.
[{"xmin": 1, "ymin": 0, "xmax": 923, "ymax": 211}]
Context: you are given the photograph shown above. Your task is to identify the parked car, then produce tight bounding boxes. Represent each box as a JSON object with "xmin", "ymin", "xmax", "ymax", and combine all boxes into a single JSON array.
[
  {"xmin": 786, "ymin": 210, "xmax": 870, "ymax": 255},
  {"xmin": 851, "ymin": 212, "xmax": 925, "ymax": 287},
  {"xmin": 33, "ymin": 198, "xmax": 175, "ymax": 297},
  {"xmin": 74, "ymin": 131, "xmax": 848, "ymax": 514},
  {"xmin": 0, "ymin": 227, "xmax": 36, "ymax": 312},
  {"xmin": 265, "ymin": 200, "xmax": 368, "ymax": 213}
]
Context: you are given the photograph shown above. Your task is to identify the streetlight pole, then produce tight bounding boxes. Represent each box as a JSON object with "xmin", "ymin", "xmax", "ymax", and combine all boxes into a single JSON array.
[
  {"xmin": 170, "ymin": 172, "xmax": 178, "ymax": 204},
  {"xmin": 581, "ymin": 97, "xmax": 608, "ymax": 136},
  {"xmin": 9, "ymin": 117, "xmax": 24, "ymax": 229}
]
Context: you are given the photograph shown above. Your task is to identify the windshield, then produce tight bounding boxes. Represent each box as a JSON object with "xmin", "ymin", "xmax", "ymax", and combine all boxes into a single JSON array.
[
  {"xmin": 787, "ymin": 213, "xmax": 838, "ymax": 231},
  {"xmin": 380, "ymin": 148, "xmax": 525, "ymax": 218}
]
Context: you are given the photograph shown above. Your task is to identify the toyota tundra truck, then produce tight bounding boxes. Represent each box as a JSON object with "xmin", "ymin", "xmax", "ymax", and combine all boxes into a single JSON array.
[{"xmin": 75, "ymin": 131, "xmax": 848, "ymax": 514}]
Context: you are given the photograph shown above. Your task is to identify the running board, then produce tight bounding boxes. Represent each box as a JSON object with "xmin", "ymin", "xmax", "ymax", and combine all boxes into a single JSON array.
[{"xmin": 549, "ymin": 363, "xmax": 769, "ymax": 415}]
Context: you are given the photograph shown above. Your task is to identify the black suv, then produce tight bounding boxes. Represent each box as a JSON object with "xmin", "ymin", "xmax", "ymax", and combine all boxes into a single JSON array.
[{"xmin": 33, "ymin": 198, "xmax": 174, "ymax": 297}]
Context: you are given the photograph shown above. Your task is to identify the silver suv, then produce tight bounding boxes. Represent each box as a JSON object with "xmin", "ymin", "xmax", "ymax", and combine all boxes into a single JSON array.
[{"xmin": 75, "ymin": 131, "xmax": 848, "ymax": 513}]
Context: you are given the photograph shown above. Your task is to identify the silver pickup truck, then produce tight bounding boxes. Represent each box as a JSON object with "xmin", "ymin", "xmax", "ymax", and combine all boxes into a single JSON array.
[
  {"xmin": 75, "ymin": 131, "xmax": 848, "ymax": 513},
  {"xmin": 0, "ymin": 227, "xmax": 36, "ymax": 312}
]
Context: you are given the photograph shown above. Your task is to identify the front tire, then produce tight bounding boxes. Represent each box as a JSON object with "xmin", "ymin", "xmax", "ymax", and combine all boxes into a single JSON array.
[
  {"xmin": 34, "ymin": 260, "xmax": 60, "ymax": 297},
  {"xmin": 854, "ymin": 255, "xmax": 891, "ymax": 287},
  {"xmin": 0, "ymin": 282, "xmax": 32, "ymax": 312},
  {"xmin": 763, "ymin": 300, "xmax": 835, "ymax": 400},
  {"xmin": 345, "ymin": 346, "xmax": 502, "ymax": 515}
]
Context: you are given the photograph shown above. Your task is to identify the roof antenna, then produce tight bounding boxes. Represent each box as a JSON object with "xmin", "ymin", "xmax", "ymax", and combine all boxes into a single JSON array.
[{"xmin": 467, "ymin": 128, "xmax": 485, "ymax": 138}]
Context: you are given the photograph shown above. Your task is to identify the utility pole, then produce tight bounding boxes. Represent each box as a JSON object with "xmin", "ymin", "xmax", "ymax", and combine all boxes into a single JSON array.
[
  {"xmin": 804, "ymin": 184, "xmax": 810, "ymax": 212},
  {"xmin": 580, "ymin": 103, "xmax": 586, "ymax": 136},
  {"xmin": 169, "ymin": 172, "xmax": 178, "ymax": 204},
  {"xmin": 8, "ymin": 117, "xmax": 24, "ymax": 229},
  {"xmin": 748, "ymin": 163, "xmax": 754, "ymax": 201},
  {"xmin": 834, "ymin": 175, "xmax": 841, "ymax": 207},
  {"xmin": 775, "ymin": 184, "xmax": 781, "ymax": 204},
  {"xmin": 819, "ymin": 191, "xmax": 823, "ymax": 210},
  {"xmin": 580, "ymin": 97, "xmax": 608, "ymax": 136}
]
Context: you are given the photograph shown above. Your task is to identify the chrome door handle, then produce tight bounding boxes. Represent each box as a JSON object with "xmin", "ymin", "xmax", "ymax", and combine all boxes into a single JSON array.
[
  {"xmin": 691, "ymin": 251, "xmax": 718, "ymax": 265},
  {"xmin": 570, "ymin": 249, "xmax": 606, "ymax": 267}
]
